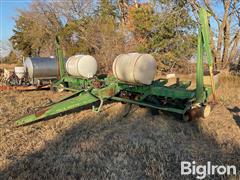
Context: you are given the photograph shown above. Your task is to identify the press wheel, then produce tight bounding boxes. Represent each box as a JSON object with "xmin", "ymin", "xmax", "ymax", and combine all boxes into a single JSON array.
[
  {"xmin": 182, "ymin": 107, "xmax": 201, "ymax": 121},
  {"xmin": 56, "ymin": 84, "xmax": 65, "ymax": 92},
  {"xmin": 51, "ymin": 84, "xmax": 64, "ymax": 92}
]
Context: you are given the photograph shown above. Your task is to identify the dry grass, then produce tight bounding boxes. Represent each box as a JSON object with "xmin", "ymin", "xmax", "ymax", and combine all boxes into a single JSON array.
[
  {"xmin": 0, "ymin": 74, "xmax": 239, "ymax": 179},
  {"xmin": 217, "ymin": 75, "xmax": 240, "ymax": 105},
  {"xmin": 0, "ymin": 63, "xmax": 18, "ymax": 71}
]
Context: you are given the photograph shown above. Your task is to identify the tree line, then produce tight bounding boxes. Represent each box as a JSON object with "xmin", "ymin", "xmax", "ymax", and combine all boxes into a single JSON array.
[{"xmin": 6, "ymin": 0, "xmax": 240, "ymax": 73}]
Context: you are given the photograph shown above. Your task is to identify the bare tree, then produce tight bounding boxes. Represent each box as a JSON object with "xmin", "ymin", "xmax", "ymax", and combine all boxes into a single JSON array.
[
  {"xmin": 52, "ymin": 0, "xmax": 95, "ymax": 21},
  {"xmin": 117, "ymin": 0, "xmax": 129, "ymax": 26},
  {"xmin": 189, "ymin": 0, "xmax": 240, "ymax": 69}
]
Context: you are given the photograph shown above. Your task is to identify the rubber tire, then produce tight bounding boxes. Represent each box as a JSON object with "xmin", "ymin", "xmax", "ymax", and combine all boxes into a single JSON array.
[{"xmin": 183, "ymin": 113, "xmax": 190, "ymax": 122}]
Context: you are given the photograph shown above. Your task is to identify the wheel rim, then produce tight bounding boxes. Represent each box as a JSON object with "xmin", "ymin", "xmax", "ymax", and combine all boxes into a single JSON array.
[{"xmin": 201, "ymin": 105, "xmax": 211, "ymax": 118}]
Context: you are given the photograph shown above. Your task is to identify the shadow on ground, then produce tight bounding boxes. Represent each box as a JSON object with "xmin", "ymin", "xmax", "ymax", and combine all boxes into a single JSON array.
[
  {"xmin": 227, "ymin": 106, "xmax": 240, "ymax": 127},
  {"xmin": 0, "ymin": 105, "xmax": 239, "ymax": 180}
]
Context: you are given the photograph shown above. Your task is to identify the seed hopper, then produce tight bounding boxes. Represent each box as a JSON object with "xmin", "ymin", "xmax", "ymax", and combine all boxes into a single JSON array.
[{"xmin": 16, "ymin": 8, "xmax": 219, "ymax": 126}]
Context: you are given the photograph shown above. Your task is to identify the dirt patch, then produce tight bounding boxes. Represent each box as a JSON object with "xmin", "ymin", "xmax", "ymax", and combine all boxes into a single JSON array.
[{"xmin": 0, "ymin": 76, "xmax": 239, "ymax": 179}]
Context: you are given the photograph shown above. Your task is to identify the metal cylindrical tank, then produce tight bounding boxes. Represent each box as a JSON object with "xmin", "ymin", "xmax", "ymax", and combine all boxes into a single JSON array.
[
  {"xmin": 65, "ymin": 55, "xmax": 98, "ymax": 78},
  {"xmin": 14, "ymin": 67, "xmax": 25, "ymax": 79},
  {"xmin": 24, "ymin": 57, "xmax": 59, "ymax": 81},
  {"xmin": 112, "ymin": 53, "xmax": 157, "ymax": 85}
]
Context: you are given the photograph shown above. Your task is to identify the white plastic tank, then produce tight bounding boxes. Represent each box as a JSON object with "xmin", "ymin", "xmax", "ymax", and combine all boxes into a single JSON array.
[
  {"xmin": 112, "ymin": 53, "xmax": 157, "ymax": 85},
  {"xmin": 14, "ymin": 67, "xmax": 25, "ymax": 79},
  {"xmin": 65, "ymin": 55, "xmax": 98, "ymax": 78}
]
